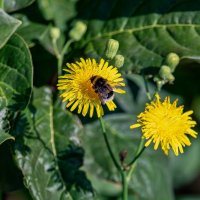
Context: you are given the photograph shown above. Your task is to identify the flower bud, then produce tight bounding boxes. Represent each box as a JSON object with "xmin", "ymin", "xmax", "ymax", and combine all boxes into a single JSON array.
[
  {"xmin": 50, "ymin": 27, "xmax": 60, "ymax": 41},
  {"xmin": 105, "ymin": 39, "xmax": 119, "ymax": 59},
  {"xmin": 159, "ymin": 65, "xmax": 172, "ymax": 80},
  {"xmin": 165, "ymin": 52, "xmax": 180, "ymax": 72},
  {"xmin": 69, "ymin": 21, "xmax": 87, "ymax": 41},
  {"xmin": 113, "ymin": 54, "xmax": 124, "ymax": 68}
]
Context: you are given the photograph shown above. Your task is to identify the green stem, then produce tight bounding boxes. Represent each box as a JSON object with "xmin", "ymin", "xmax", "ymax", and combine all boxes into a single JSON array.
[
  {"xmin": 127, "ymin": 138, "xmax": 146, "ymax": 181},
  {"xmin": 0, "ymin": 0, "xmax": 4, "ymax": 9},
  {"xmin": 122, "ymin": 171, "xmax": 128, "ymax": 200},
  {"xmin": 143, "ymin": 75, "xmax": 152, "ymax": 101},
  {"xmin": 52, "ymin": 39, "xmax": 60, "ymax": 60},
  {"xmin": 99, "ymin": 117, "xmax": 121, "ymax": 172},
  {"xmin": 53, "ymin": 39, "xmax": 74, "ymax": 76},
  {"xmin": 58, "ymin": 39, "xmax": 74, "ymax": 76},
  {"xmin": 99, "ymin": 117, "xmax": 130, "ymax": 200}
]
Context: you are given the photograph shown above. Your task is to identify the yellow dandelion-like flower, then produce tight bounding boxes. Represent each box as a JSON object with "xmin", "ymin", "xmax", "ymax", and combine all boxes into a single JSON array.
[
  {"xmin": 57, "ymin": 58, "xmax": 125, "ymax": 118},
  {"xmin": 130, "ymin": 94, "xmax": 198, "ymax": 156}
]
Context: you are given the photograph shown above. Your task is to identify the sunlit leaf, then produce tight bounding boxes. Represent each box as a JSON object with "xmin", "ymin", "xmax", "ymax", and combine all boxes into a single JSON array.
[
  {"xmin": 0, "ymin": 34, "xmax": 33, "ymax": 111},
  {"xmin": 12, "ymin": 87, "xmax": 92, "ymax": 200},
  {"xmin": 4, "ymin": 0, "xmax": 35, "ymax": 12},
  {"xmin": 0, "ymin": 132, "xmax": 14, "ymax": 146},
  {"xmin": 37, "ymin": 0, "xmax": 78, "ymax": 31},
  {"xmin": 0, "ymin": 9, "xmax": 21, "ymax": 49},
  {"xmin": 74, "ymin": 0, "xmax": 200, "ymax": 73}
]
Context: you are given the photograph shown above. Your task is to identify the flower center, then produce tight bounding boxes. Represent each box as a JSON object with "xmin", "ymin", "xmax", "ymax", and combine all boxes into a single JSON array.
[
  {"xmin": 152, "ymin": 108, "xmax": 186, "ymax": 137},
  {"xmin": 78, "ymin": 79, "xmax": 98, "ymax": 101}
]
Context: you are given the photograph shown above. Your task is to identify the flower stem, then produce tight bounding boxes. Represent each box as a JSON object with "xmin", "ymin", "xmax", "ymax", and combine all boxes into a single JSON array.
[
  {"xmin": 58, "ymin": 39, "xmax": 74, "ymax": 76},
  {"xmin": 99, "ymin": 117, "xmax": 130, "ymax": 200},
  {"xmin": 121, "ymin": 171, "xmax": 128, "ymax": 200},
  {"xmin": 127, "ymin": 138, "xmax": 146, "ymax": 181},
  {"xmin": 53, "ymin": 39, "xmax": 74, "ymax": 76},
  {"xmin": 143, "ymin": 75, "xmax": 152, "ymax": 101},
  {"xmin": 99, "ymin": 117, "xmax": 121, "ymax": 172}
]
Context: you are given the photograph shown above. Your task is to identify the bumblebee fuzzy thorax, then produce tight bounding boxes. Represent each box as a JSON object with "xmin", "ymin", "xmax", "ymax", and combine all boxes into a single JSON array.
[{"xmin": 90, "ymin": 76, "xmax": 114, "ymax": 104}]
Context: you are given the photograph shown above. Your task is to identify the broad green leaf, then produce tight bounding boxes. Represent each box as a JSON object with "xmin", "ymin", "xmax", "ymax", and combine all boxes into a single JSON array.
[
  {"xmin": 0, "ymin": 108, "xmax": 13, "ymax": 146},
  {"xmin": 37, "ymin": 0, "xmax": 78, "ymax": 31},
  {"xmin": 4, "ymin": 0, "xmax": 35, "ymax": 12},
  {"xmin": 87, "ymin": 173, "xmax": 121, "ymax": 197},
  {"xmin": 0, "ymin": 34, "xmax": 33, "ymax": 111},
  {"xmin": 14, "ymin": 14, "xmax": 49, "ymax": 47},
  {"xmin": 0, "ymin": 9, "xmax": 21, "ymax": 49},
  {"xmin": 83, "ymin": 114, "xmax": 174, "ymax": 200},
  {"xmin": 12, "ymin": 87, "xmax": 92, "ymax": 200},
  {"xmin": 170, "ymin": 138, "xmax": 200, "ymax": 188},
  {"xmin": 12, "ymin": 87, "xmax": 72, "ymax": 200},
  {"xmin": 0, "ymin": 132, "xmax": 14, "ymax": 145},
  {"xmin": 74, "ymin": 0, "xmax": 200, "ymax": 73}
]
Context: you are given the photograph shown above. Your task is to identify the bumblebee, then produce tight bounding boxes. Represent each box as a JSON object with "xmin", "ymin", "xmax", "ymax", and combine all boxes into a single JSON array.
[{"xmin": 90, "ymin": 75, "xmax": 114, "ymax": 104}]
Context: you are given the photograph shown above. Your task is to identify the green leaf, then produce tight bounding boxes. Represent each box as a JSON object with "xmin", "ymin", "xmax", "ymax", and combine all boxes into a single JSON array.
[
  {"xmin": 170, "ymin": 138, "xmax": 200, "ymax": 188},
  {"xmin": 14, "ymin": 14, "xmax": 49, "ymax": 47},
  {"xmin": 0, "ymin": 132, "xmax": 14, "ymax": 145},
  {"xmin": 4, "ymin": 0, "xmax": 35, "ymax": 12},
  {"xmin": 37, "ymin": 0, "xmax": 78, "ymax": 31},
  {"xmin": 12, "ymin": 87, "xmax": 92, "ymax": 200},
  {"xmin": 0, "ymin": 108, "xmax": 14, "ymax": 145},
  {"xmin": 75, "ymin": 0, "xmax": 200, "ymax": 73},
  {"xmin": 12, "ymin": 87, "xmax": 72, "ymax": 200},
  {"xmin": 0, "ymin": 34, "xmax": 33, "ymax": 111},
  {"xmin": 83, "ymin": 114, "xmax": 174, "ymax": 200},
  {"xmin": 0, "ymin": 9, "xmax": 21, "ymax": 49}
]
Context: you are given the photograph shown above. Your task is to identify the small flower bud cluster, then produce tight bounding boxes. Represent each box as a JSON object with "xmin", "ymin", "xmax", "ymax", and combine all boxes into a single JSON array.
[
  {"xmin": 154, "ymin": 52, "xmax": 180, "ymax": 89},
  {"xmin": 104, "ymin": 39, "xmax": 125, "ymax": 68}
]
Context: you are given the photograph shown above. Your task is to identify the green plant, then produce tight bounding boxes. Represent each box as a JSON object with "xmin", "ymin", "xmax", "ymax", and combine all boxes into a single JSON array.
[{"xmin": 1, "ymin": 0, "xmax": 200, "ymax": 200}]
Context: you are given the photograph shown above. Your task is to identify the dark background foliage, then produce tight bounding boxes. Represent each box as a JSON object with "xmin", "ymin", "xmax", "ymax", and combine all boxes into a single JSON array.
[{"xmin": 0, "ymin": 0, "xmax": 200, "ymax": 199}]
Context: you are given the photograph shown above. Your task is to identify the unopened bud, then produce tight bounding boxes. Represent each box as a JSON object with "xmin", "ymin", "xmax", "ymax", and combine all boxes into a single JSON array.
[
  {"xmin": 113, "ymin": 54, "xmax": 124, "ymax": 68},
  {"xmin": 105, "ymin": 39, "xmax": 119, "ymax": 59},
  {"xmin": 50, "ymin": 27, "xmax": 60, "ymax": 41},
  {"xmin": 159, "ymin": 65, "xmax": 172, "ymax": 80},
  {"xmin": 69, "ymin": 21, "xmax": 87, "ymax": 41},
  {"xmin": 165, "ymin": 52, "xmax": 180, "ymax": 72}
]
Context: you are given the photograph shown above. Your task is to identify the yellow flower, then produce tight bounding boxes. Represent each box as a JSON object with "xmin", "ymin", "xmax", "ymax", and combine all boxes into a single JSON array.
[
  {"xmin": 130, "ymin": 94, "xmax": 198, "ymax": 156},
  {"xmin": 57, "ymin": 58, "xmax": 125, "ymax": 118}
]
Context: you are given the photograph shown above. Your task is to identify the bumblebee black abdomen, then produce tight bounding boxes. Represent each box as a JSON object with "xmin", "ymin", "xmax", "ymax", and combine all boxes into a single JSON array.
[{"xmin": 107, "ymin": 90, "xmax": 114, "ymax": 98}]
